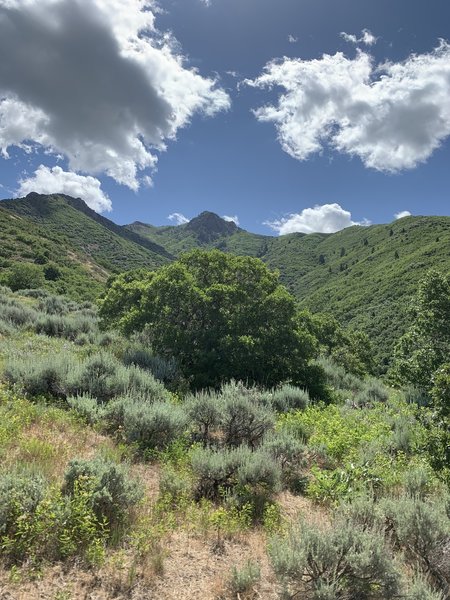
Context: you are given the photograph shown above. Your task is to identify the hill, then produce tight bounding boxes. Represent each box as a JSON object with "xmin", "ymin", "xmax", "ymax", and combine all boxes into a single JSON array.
[
  {"xmin": 130, "ymin": 212, "xmax": 450, "ymax": 370},
  {"xmin": 1, "ymin": 194, "xmax": 450, "ymax": 368},
  {"xmin": 0, "ymin": 193, "xmax": 173, "ymax": 300}
]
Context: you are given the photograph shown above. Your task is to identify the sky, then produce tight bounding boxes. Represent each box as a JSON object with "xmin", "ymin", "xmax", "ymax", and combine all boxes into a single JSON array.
[{"xmin": 1, "ymin": 0, "xmax": 450, "ymax": 235}]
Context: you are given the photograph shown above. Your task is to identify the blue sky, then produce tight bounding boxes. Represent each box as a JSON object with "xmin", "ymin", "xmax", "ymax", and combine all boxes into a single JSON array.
[{"xmin": 1, "ymin": 0, "xmax": 450, "ymax": 234}]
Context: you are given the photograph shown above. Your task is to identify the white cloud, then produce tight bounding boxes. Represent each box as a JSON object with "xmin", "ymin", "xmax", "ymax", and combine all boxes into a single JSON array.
[
  {"xmin": 17, "ymin": 165, "xmax": 112, "ymax": 212},
  {"xmin": 265, "ymin": 203, "xmax": 370, "ymax": 235},
  {"xmin": 340, "ymin": 29, "xmax": 377, "ymax": 47},
  {"xmin": 394, "ymin": 210, "xmax": 412, "ymax": 219},
  {"xmin": 0, "ymin": 0, "xmax": 229, "ymax": 192},
  {"xmin": 222, "ymin": 214, "xmax": 240, "ymax": 226},
  {"xmin": 168, "ymin": 212, "xmax": 189, "ymax": 225},
  {"xmin": 288, "ymin": 35, "xmax": 298, "ymax": 44},
  {"xmin": 245, "ymin": 41, "xmax": 450, "ymax": 172}
]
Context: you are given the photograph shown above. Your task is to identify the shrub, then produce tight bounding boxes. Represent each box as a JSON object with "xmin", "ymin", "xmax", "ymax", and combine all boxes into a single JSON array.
[
  {"xmin": 403, "ymin": 466, "xmax": 435, "ymax": 499},
  {"xmin": 67, "ymin": 353, "xmax": 169, "ymax": 404},
  {"xmin": 67, "ymin": 394, "xmax": 106, "ymax": 425},
  {"xmin": 315, "ymin": 356, "xmax": 363, "ymax": 393},
  {"xmin": 269, "ymin": 384, "xmax": 309, "ymax": 413},
  {"xmin": 191, "ymin": 446, "xmax": 243, "ymax": 501},
  {"xmin": 122, "ymin": 346, "xmax": 179, "ymax": 383},
  {"xmin": 269, "ymin": 519, "xmax": 401, "ymax": 599},
  {"xmin": 186, "ymin": 390, "xmax": 223, "ymax": 447},
  {"xmin": 0, "ymin": 471, "xmax": 47, "ymax": 536},
  {"xmin": 63, "ymin": 457, "xmax": 143, "ymax": 529},
  {"xmin": 382, "ymin": 496, "xmax": 450, "ymax": 589},
  {"xmin": 354, "ymin": 378, "xmax": 389, "ymax": 406},
  {"xmin": 159, "ymin": 466, "xmax": 192, "ymax": 506},
  {"xmin": 221, "ymin": 390, "xmax": 274, "ymax": 449},
  {"xmin": 191, "ymin": 446, "xmax": 280, "ymax": 514},
  {"xmin": 0, "ymin": 302, "xmax": 38, "ymax": 327},
  {"xmin": 5, "ymin": 262, "xmax": 45, "ymax": 291},
  {"xmin": 404, "ymin": 385, "xmax": 430, "ymax": 407},
  {"xmin": 120, "ymin": 401, "xmax": 188, "ymax": 453},
  {"xmin": 38, "ymin": 295, "xmax": 72, "ymax": 315},
  {"xmin": 35, "ymin": 314, "xmax": 96, "ymax": 340},
  {"xmin": 1, "ymin": 480, "xmax": 107, "ymax": 566},
  {"xmin": 408, "ymin": 576, "xmax": 445, "ymax": 600},
  {"xmin": 229, "ymin": 560, "xmax": 261, "ymax": 596},
  {"xmin": 262, "ymin": 430, "xmax": 307, "ymax": 492},
  {"xmin": 4, "ymin": 355, "xmax": 70, "ymax": 397}
]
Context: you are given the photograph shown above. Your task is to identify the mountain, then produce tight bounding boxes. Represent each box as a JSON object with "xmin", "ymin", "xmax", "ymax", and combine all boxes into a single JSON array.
[
  {"xmin": 1, "ymin": 194, "xmax": 450, "ymax": 369},
  {"xmin": 127, "ymin": 211, "xmax": 268, "ymax": 257},
  {"xmin": 0, "ymin": 193, "xmax": 173, "ymax": 300},
  {"xmin": 130, "ymin": 211, "xmax": 450, "ymax": 370}
]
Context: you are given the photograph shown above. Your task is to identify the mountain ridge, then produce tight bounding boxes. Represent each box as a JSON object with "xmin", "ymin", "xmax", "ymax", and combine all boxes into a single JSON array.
[{"xmin": 1, "ymin": 192, "xmax": 450, "ymax": 368}]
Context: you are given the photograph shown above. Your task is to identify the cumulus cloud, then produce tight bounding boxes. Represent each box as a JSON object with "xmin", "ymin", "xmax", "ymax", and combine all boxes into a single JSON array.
[
  {"xmin": 245, "ymin": 41, "xmax": 450, "ymax": 172},
  {"xmin": 394, "ymin": 210, "xmax": 412, "ymax": 219},
  {"xmin": 168, "ymin": 212, "xmax": 189, "ymax": 225},
  {"xmin": 265, "ymin": 203, "xmax": 369, "ymax": 235},
  {"xmin": 340, "ymin": 29, "xmax": 377, "ymax": 46},
  {"xmin": 0, "ymin": 0, "xmax": 229, "ymax": 191},
  {"xmin": 17, "ymin": 165, "xmax": 112, "ymax": 212},
  {"xmin": 222, "ymin": 214, "xmax": 240, "ymax": 226}
]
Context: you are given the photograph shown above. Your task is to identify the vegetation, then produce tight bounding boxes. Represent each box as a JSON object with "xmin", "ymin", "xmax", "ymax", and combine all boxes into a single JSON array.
[
  {"xmin": 99, "ymin": 250, "xmax": 321, "ymax": 390},
  {"xmin": 0, "ymin": 223, "xmax": 449, "ymax": 598}
]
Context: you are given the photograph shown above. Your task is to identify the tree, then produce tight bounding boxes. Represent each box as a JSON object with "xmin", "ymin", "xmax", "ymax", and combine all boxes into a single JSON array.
[
  {"xmin": 100, "ymin": 250, "xmax": 319, "ymax": 390},
  {"xmin": 391, "ymin": 270, "xmax": 450, "ymax": 390},
  {"xmin": 3, "ymin": 262, "xmax": 44, "ymax": 291}
]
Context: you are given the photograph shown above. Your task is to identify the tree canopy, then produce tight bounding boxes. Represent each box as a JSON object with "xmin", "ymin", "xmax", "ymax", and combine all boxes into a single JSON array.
[
  {"xmin": 391, "ymin": 269, "xmax": 450, "ymax": 390},
  {"xmin": 100, "ymin": 250, "xmax": 320, "ymax": 390}
]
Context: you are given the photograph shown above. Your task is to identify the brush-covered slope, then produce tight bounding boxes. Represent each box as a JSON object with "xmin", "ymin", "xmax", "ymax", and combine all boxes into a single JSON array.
[
  {"xmin": 129, "ymin": 212, "xmax": 450, "ymax": 369},
  {"xmin": 0, "ymin": 193, "xmax": 172, "ymax": 300},
  {"xmin": 127, "ymin": 211, "xmax": 268, "ymax": 257},
  {"xmin": 263, "ymin": 216, "xmax": 450, "ymax": 369}
]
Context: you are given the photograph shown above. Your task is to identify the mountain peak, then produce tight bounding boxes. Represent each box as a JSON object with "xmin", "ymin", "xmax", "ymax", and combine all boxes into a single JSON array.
[{"xmin": 186, "ymin": 211, "xmax": 238, "ymax": 243}]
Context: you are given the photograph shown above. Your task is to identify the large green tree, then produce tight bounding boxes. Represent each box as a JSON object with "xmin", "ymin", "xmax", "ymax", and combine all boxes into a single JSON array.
[
  {"xmin": 391, "ymin": 269, "xmax": 450, "ymax": 390},
  {"xmin": 100, "ymin": 250, "xmax": 319, "ymax": 390}
]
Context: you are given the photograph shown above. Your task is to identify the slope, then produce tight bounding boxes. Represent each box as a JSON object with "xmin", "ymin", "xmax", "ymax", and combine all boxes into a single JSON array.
[
  {"xmin": 127, "ymin": 211, "xmax": 268, "ymax": 257},
  {"xmin": 0, "ymin": 193, "xmax": 173, "ymax": 300},
  {"xmin": 128, "ymin": 212, "xmax": 450, "ymax": 370}
]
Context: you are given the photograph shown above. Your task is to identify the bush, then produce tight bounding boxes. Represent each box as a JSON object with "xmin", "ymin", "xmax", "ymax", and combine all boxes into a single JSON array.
[
  {"xmin": 63, "ymin": 457, "xmax": 143, "ymax": 529},
  {"xmin": 382, "ymin": 496, "xmax": 450, "ymax": 590},
  {"xmin": 122, "ymin": 346, "xmax": 179, "ymax": 383},
  {"xmin": 229, "ymin": 560, "xmax": 261, "ymax": 596},
  {"xmin": 269, "ymin": 519, "xmax": 401, "ymax": 599},
  {"xmin": 221, "ymin": 387, "xmax": 274, "ymax": 449},
  {"xmin": 67, "ymin": 394, "xmax": 106, "ymax": 425},
  {"xmin": 35, "ymin": 314, "xmax": 96, "ymax": 340},
  {"xmin": 1, "ymin": 480, "xmax": 107, "ymax": 566},
  {"xmin": 0, "ymin": 302, "xmax": 38, "ymax": 327},
  {"xmin": 4, "ymin": 355, "xmax": 70, "ymax": 397},
  {"xmin": 269, "ymin": 384, "xmax": 309, "ymax": 413},
  {"xmin": 354, "ymin": 378, "xmax": 389, "ymax": 406},
  {"xmin": 186, "ymin": 390, "xmax": 223, "ymax": 447},
  {"xmin": 67, "ymin": 353, "xmax": 169, "ymax": 404},
  {"xmin": 4, "ymin": 262, "xmax": 45, "ymax": 292},
  {"xmin": 191, "ymin": 446, "xmax": 280, "ymax": 513},
  {"xmin": 262, "ymin": 430, "xmax": 307, "ymax": 492},
  {"xmin": 315, "ymin": 356, "xmax": 363, "ymax": 393},
  {"xmin": 0, "ymin": 471, "xmax": 47, "ymax": 536},
  {"xmin": 120, "ymin": 401, "xmax": 188, "ymax": 453}
]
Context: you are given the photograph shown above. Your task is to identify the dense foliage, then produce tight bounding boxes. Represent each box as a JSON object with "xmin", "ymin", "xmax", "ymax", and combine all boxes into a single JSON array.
[{"xmin": 100, "ymin": 250, "xmax": 320, "ymax": 390}]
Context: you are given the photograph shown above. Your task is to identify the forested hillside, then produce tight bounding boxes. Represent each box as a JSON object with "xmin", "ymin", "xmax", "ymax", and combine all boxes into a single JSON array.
[{"xmin": 2, "ymin": 193, "xmax": 450, "ymax": 369}]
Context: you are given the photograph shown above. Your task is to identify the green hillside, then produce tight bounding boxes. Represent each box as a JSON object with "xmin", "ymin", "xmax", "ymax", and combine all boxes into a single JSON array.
[
  {"xmin": 1, "ymin": 194, "xmax": 449, "ymax": 369},
  {"xmin": 0, "ymin": 193, "xmax": 172, "ymax": 300},
  {"xmin": 263, "ymin": 217, "xmax": 450, "ymax": 369},
  {"xmin": 127, "ymin": 211, "xmax": 268, "ymax": 257},
  {"xmin": 129, "ymin": 212, "xmax": 450, "ymax": 370}
]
